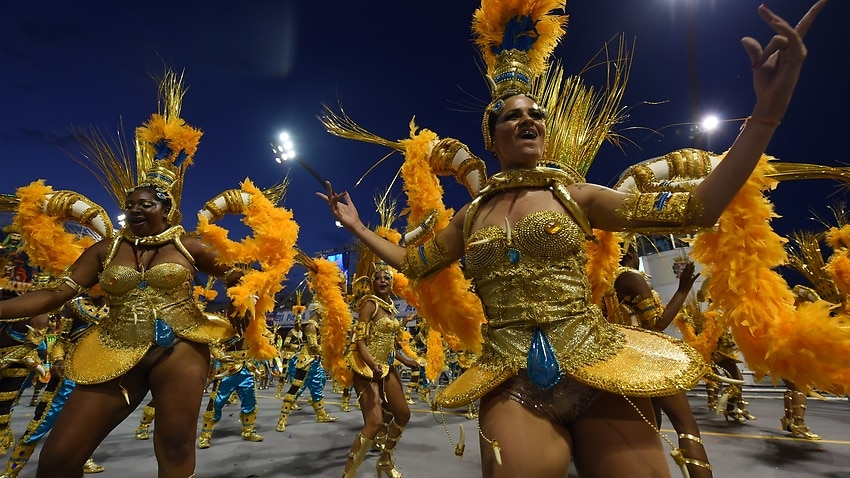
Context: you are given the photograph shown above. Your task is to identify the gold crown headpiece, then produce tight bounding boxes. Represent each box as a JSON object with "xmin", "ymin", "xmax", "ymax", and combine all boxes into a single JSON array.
[
  {"xmin": 133, "ymin": 70, "xmax": 203, "ymax": 225},
  {"xmin": 473, "ymin": 1, "xmax": 631, "ymax": 183},
  {"xmin": 372, "ymin": 261, "xmax": 394, "ymax": 281},
  {"xmin": 474, "ymin": 0, "xmax": 568, "ymax": 151}
]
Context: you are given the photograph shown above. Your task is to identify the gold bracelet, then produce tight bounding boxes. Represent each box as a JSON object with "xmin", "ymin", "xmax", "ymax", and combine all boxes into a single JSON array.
[{"xmin": 741, "ymin": 116, "xmax": 781, "ymax": 130}]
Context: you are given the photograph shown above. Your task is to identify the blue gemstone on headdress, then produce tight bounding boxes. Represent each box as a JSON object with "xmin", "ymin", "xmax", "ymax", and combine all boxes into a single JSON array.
[
  {"xmin": 507, "ymin": 247, "xmax": 520, "ymax": 264},
  {"xmin": 527, "ymin": 327, "xmax": 560, "ymax": 389},
  {"xmin": 139, "ymin": 280, "xmax": 148, "ymax": 290},
  {"xmin": 154, "ymin": 318, "xmax": 176, "ymax": 347},
  {"xmin": 493, "ymin": 99, "xmax": 504, "ymax": 114}
]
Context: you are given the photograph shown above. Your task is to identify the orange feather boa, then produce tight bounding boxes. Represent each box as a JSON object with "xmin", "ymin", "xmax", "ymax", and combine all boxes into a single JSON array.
[
  {"xmin": 691, "ymin": 155, "xmax": 850, "ymax": 393},
  {"xmin": 196, "ymin": 179, "xmax": 298, "ymax": 361}
]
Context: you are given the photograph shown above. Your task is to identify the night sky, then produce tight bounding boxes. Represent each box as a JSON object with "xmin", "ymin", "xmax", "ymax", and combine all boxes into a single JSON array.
[{"xmin": 2, "ymin": 0, "xmax": 848, "ymax": 291}]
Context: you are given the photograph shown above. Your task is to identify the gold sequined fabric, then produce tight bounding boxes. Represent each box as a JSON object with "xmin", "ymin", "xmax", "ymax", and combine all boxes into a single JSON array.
[
  {"xmin": 604, "ymin": 267, "xmax": 664, "ymax": 330},
  {"xmin": 436, "ymin": 171, "xmax": 706, "ymax": 408},
  {"xmin": 66, "ymin": 263, "xmax": 234, "ymax": 384},
  {"xmin": 345, "ymin": 305, "xmax": 402, "ymax": 380},
  {"xmin": 715, "ymin": 330, "xmax": 741, "ymax": 362}
]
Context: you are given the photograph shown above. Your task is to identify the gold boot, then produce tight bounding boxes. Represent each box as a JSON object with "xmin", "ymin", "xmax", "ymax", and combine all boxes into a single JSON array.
[
  {"xmin": 465, "ymin": 402, "xmax": 478, "ymax": 421},
  {"xmin": 720, "ymin": 385, "xmax": 747, "ymax": 423},
  {"xmin": 340, "ymin": 389, "xmax": 351, "ymax": 412},
  {"xmin": 705, "ymin": 380, "xmax": 719, "ymax": 412},
  {"xmin": 197, "ymin": 410, "xmax": 216, "ymax": 449},
  {"xmin": 342, "ymin": 432, "xmax": 375, "ymax": 478},
  {"xmin": 240, "ymin": 410, "xmax": 264, "ymax": 442},
  {"xmin": 376, "ymin": 422, "xmax": 405, "ymax": 478},
  {"xmin": 135, "ymin": 405, "xmax": 155, "ymax": 440},
  {"xmin": 1, "ymin": 442, "xmax": 36, "ymax": 477},
  {"xmin": 277, "ymin": 398, "xmax": 294, "ymax": 432},
  {"xmin": 781, "ymin": 390, "xmax": 821, "ymax": 440},
  {"xmin": 83, "ymin": 458, "xmax": 105, "ymax": 474},
  {"xmin": 275, "ymin": 376, "xmax": 285, "ymax": 399},
  {"xmin": 312, "ymin": 398, "xmax": 338, "ymax": 423}
]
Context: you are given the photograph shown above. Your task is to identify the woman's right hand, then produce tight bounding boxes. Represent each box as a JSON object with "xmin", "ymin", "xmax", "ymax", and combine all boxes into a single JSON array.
[
  {"xmin": 370, "ymin": 362, "xmax": 384, "ymax": 378},
  {"xmin": 316, "ymin": 181, "xmax": 361, "ymax": 231}
]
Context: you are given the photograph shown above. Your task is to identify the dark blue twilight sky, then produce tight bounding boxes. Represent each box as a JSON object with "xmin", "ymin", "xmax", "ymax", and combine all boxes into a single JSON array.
[{"xmin": 2, "ymin": 1, "xmax": 848, "ymax": 289}]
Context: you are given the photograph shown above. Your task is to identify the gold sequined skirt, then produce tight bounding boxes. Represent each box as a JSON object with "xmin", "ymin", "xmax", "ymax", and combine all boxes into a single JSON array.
[
  {"xmin": 66, "ymin": 313, "xmax": 235, "ymax": 385},
  {"xmin": 345, "ymin": 349, "xmax": 390, "ymax": 379},
  {"xmin": 436, "ymin": 325, "xmax": 707, "ymax": 408}
]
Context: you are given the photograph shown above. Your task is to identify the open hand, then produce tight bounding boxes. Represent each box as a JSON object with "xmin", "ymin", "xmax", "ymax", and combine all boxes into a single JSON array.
[
  {"xmin": 316, "ymin": 181, "xmax": 361, "ymax": 230},
  {"xmin": 742, "ymin": 0, "xmax": 828, "ymax": 121}
]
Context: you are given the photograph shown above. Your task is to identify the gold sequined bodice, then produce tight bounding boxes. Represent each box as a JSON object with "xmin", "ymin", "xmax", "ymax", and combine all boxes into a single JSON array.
[
  {"xmin": 365, "ymin": 316, "xmax": 402, "ymax": 366},
  {"xmin": 98, "ymin": 263, "xmax": 202, "ymax": 345},
  {"xmin": 465, "ymin": 210, "xmax": 624, "ymax": 374}
]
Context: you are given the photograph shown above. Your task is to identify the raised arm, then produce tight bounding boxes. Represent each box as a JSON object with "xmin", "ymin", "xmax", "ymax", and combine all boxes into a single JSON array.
[
  {"xmin": 572, "ymin": 1, "xmax": 828, "ymax": 232},
  {"xmin": 657, "ymin": 262, "xmax": 699, "ymax": 331},
  {"xmin": 693, "ymin": 1, "xmax": 828, "ymax": 224},
  {"xmin": 317, "ymin": 181, "xmax": 466, "ymax": 275}
]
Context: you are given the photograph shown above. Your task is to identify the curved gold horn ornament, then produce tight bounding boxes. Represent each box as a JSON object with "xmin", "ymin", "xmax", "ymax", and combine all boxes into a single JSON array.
[{"xmin": 42, "ymin": 190, "xmax": 114, "ymax": 239}]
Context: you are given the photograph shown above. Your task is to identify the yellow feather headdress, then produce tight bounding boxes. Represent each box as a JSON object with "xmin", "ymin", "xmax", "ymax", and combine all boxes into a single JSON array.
[
  {"xmin": 474, "ymin": 0, "xmax": 567, "ymax": 151},
  {"xmin": 69, "ymin": 69, "xmax": 201, "ymax": 226}
]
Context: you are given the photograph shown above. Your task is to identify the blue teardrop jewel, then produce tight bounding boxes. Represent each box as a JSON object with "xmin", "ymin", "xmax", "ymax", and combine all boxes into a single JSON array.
[
  {"xmin": 154, "ymin": 318, "xmax": 176, "ymax": 347},
  {"xmin": 527, "ymin": 327, "xmax": 561, "ymax": 389},
  {"xmin": 507, "ymin": 247, "xmax": 520, "ymax": 264},
  {"xmin": 139, "ymin": 280, "xmax": 148, "ymax": 290}
]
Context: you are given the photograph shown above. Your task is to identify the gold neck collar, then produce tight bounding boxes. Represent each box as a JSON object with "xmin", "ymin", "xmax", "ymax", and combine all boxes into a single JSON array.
[
  {"xmin": 121, "ymin": 225, "xmax": 184, "ymax": 246},
  {"xmin": 482, "ymin": 167, "xmax": 575, "ymax": 194},
  {"xmin": 364, "ymin": 294, "xmax": 398, "ymax": 315}
]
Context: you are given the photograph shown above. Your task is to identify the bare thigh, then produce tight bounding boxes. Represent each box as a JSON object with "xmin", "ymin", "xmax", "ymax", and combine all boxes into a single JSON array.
[
  {"xmin": 353, "ymin": 374, "xmax": 384, "ymax": 437},
  {"xmin": 478, "ymin": 391, "xmax": 572, "ymax": 478},
  {"xmin": 36, "ymin": 369, "xmax": 150, "ymax": 476},
  {"xmin": 148, "ymin": 340, "xmax": 209, "ymax": 448},
  {"xmin": 571, "ymin": 392, "xmax": 671, "ymax": 478},
  {"xmin": 380, "ymin": 368, "xmax": 411, "ymax": 425}
]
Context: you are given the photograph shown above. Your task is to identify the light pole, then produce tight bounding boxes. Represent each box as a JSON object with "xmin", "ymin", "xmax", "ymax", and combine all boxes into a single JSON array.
[{"xmin": 272, "ymin": 131, "xmax": 326, "ymax": 187}]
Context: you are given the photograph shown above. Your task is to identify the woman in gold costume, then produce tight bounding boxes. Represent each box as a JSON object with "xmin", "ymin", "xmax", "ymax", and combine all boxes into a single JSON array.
[
  {"xmin": 0, "ymin": 184, "xmax": 238, "ymax": 477},
  {"xmin": 342, "ymin": 265, "xmax": 413, "ymax": 478},
  {"xmin": 320, "ymin": 2, "xmax": 828, "ymax": 476}
]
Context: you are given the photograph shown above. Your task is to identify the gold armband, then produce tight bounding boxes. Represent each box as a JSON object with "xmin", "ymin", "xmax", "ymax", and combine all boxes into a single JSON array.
[
  {"xmin": 401, "ymin": 235, "xmax": 450, "ymax": 279},
  {"xmin": 306, "ymin": 330, "xmax": 320, "ymax": 355},
  {"xmin": 52, "ymin": 275, "xmax": 85, "ymax": 296},
  {"xmin": 351, "ymin": 321, "xmax": 369, "ymax": 343},
  {"xmin": 618, "ymin": 191, "xmax": 703, "ymax": 228}
]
